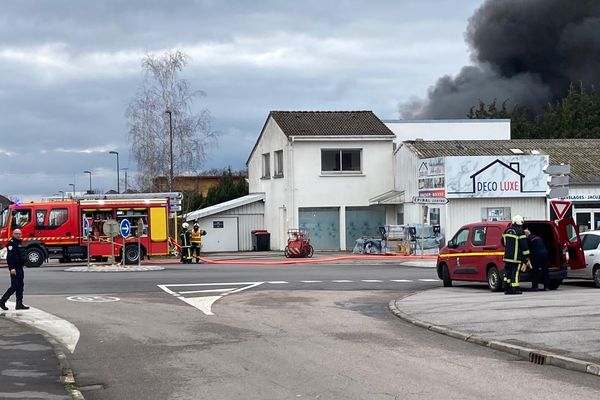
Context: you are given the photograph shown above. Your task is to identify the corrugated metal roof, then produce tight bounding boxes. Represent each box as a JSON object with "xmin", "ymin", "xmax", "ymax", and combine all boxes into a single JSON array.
[
  {"xmin": 270, "ymin": 111, "xmax": 395, "ymax": 137},
  {"xmin": 404, "ymin": 139, "xmax": 600, "ymax": 185},
  {"xmin": 185, "ymin": 193, "xmax": 265, "ymax": 221}
]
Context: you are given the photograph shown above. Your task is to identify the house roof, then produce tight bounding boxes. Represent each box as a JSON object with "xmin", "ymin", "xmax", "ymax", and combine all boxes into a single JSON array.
[
  {"xmin": 403, "ymin": 139, "xmax": 600, "ymax": 185},
  {"xmin": 185, "ymin": 193, "xmax": 265, "ymax": 221},
  {"xmin": 270, "ymin": 111, "xmax": 395, "ymax": 137}
]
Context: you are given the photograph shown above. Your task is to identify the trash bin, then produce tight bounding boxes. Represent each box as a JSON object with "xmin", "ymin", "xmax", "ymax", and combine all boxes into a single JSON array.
[{"xmin": 251, "ymin": 230, "xmax": 270, "ymax": 251}]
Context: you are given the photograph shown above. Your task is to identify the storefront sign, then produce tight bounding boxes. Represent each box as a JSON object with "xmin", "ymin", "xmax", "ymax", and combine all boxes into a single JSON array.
[
  {"xmin": 445, "ymin": 155, "xmax": 548, "ymax": 198},
  {"xmin": 565, "ymin": 193, "xmax": 600, "ymax": 201},
  {"xmin": 418, "ymin": 157, "xmax": 445, "ymax": 198}
]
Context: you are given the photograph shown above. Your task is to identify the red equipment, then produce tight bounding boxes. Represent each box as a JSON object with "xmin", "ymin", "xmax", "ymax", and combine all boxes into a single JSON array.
[{"xmin": 284, "ymin": 229, "xmax": 314, "ymax": 258}]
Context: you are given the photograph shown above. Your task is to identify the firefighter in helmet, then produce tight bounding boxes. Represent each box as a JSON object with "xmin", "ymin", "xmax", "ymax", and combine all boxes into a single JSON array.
[
  {"xmin": 190, "ymin": 222, "xmax": 207, "ymax": 263},
  {"xmin": 180, "ymin": 222, "xmax": 192, "ymax": 264},
  {"xmin": 502, "ymin": 215, "xmax": 530, "ymax": 295}
]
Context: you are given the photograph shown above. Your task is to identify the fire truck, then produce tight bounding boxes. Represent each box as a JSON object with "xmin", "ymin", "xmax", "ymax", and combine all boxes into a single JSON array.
[{"xmin": 0, "ymin": 195, "xmax": 178, "ymax": 267}]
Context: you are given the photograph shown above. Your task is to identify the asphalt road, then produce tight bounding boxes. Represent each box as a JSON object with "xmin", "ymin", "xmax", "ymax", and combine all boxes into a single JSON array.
[{"xmin": 3, "ymin": 263, "xmax": 600, "ymax": 399}]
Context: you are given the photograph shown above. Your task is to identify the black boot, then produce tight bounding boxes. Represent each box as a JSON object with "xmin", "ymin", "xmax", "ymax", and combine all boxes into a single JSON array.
[
  {"xmin": 0, "ymin": 298, "xmax": 7, "ymax": 311},
  {"xmin": 15, "ymin": 302, "xmax": 30, "ymax": 310}
]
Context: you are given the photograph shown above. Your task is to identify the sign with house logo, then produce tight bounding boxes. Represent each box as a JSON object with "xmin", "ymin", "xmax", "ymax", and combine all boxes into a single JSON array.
[
  {"xmin": 418, "ymin": 157, "xmax": 446, "ymax": 198},
  {"xmin": 445, "ymin": 155, "xmax": 548, "ymax": 198}
]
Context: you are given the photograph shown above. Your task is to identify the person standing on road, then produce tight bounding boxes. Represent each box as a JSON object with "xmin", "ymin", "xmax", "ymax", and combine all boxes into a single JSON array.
[
  {"xmin": 0, "ymin": 229, "xmax": 30, "ymax": 310},
  {"xmin": 190, "ymin": 223, "xmax": 207, "ymax": 264},
  {"xmin": 179, "ymin": 222, "xmax": 192, "ymax": 264},
  {"xmin": 502, "ymin": 215, "xmax": 530, "ymax": 295},
  {"xmin": 524, "ymin": 228, "xmax": 550, "ymax": 291}
]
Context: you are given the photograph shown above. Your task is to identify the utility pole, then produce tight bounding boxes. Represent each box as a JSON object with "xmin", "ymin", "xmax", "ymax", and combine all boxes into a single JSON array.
[
  {"xmin": 121, "ymin": 168, "xmax": 129, "ymax": 193},
  {"xmin": 109, "ymin": 151, "xmax": 120, "ymax": 193},
  {"xmin": 83, "ymin": 170, "xmax": 92, "ymax": 194},
  {"xmin": 165, "ymin": 110, "xmax": 174, "ymax": 192}
]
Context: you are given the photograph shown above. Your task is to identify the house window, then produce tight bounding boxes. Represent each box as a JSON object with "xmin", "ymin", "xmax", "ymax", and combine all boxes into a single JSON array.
[
  {"xmin": 274, "ymin": 150, "xmax": 284, "ymax": 178},
  {"xmin": 321, "ymin": 149, "xmax": 361, "ymax": 173},
  {"xmin": 262, "ymin": 153, "xmax": 270, "ymax": 178}
]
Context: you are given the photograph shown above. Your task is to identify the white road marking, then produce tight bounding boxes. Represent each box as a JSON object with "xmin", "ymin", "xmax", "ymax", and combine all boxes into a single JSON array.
[
  {"xmin": 157, "ymin": 282, "xmax": 264, "ymax": 316},
  {"xmin": 2, "ymin": 302, "xmax": 80, "ymax": 353},
  {"xmin": 332, "ymin": 280, "xmax": 353, "ymax": 283},
  {"xmin": 418, "ymin": 279, "xmax": 439, "ymax": 282},
  {"xmin": 300, "ymin": 280, "xmax": 322, "ymax": 283},
  {"xmin": 267, "ymin": 281, "xmax": 289, "ymax": 284},
  {"xmin": 361, "ymin": 280, "xmax": 383, "ymax": 283},
  {"xmin": 391, "ymin": 279, "xmax": 413, "ymax": 282},
  {"xmin": 67, "ymin": 295, "xmax": 120, "ymax": 302}
]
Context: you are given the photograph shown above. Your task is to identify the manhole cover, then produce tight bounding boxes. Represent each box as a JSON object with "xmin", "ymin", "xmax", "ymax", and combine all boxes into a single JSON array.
[{"xmin": 66, "ymin": 295, "xmax": 120, "ymax": 303}]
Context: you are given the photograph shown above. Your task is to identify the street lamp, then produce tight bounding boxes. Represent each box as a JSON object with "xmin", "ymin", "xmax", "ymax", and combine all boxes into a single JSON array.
[
  {"xmin": 109, "ymin": 151, "xmax": 120, "ymax": 193},
  {"xmin": 165, "ymin": 110, "xmax": 174, "ymax": 192},
  {"xmin": 58, "ymin": 190, "xmax": 65, "ymax": 201},
  {"xmin": 121, "ymin": 168, "xmax": 129, "ymax": 193},
  {"xmin": 83, "ymin": 170, "xmax": 92, "ymax": 194},
  {"xmin": 68, "ymin": 183, "xmax": 75, "ymax": 198}
]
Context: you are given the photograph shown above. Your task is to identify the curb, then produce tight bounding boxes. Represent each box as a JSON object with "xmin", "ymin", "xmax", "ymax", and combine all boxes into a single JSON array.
[
  {"xmin": 388, "ymin": 298, "xmax": 600, "ymax": 378},
  {"xmin": 3, "ymin": 317, "xmax": 85, "ymax": 399}
]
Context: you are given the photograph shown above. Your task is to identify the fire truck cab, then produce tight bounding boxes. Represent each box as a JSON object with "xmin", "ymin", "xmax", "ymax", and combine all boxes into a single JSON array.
[{"xmin": 0, "ymin": 198, "xmax": 171, "ymax": 267}]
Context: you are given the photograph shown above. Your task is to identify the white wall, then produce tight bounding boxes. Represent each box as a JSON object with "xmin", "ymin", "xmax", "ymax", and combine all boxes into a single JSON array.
[{"xmin": 384, "ymin": 119, "xmax": 511, "ymax": 143}]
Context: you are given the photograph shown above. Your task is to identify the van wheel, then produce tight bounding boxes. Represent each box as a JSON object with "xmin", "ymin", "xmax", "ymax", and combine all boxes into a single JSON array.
[
  {"xmin": 442, "ymin": 264, "xmax": 452, "ymax": 287},
  {"xmin": 548, "ymin": 279, "xmax": 562, "ymax": 290},
  {"xmin": 593, "ymin": 265, "xmax": 600, "ymax": 288},
  {"xmin": 487, "ymin": 266, "xmax": 502, "ymax": 292},
  {"xmin": 25, "ymin": 247, "xmax": 45, "ymax": 268}
]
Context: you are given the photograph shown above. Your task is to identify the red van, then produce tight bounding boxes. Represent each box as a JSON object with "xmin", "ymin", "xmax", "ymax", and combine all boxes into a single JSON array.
[{"xmin": 436, "ymin": 218, "xmax": 585, "ymax": 291}]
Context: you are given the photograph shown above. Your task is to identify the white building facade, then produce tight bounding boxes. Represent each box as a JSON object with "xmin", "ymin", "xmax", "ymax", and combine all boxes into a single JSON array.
[{"xmin": 247, "ymin": 111, "xmax": 396, "ymax": 250}]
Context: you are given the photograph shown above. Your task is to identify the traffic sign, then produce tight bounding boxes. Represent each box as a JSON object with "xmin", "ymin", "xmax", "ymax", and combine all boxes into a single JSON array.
[
  {"xmin": 83, "ymin": 218, "xmax": 90, "ymax": 236},
  {"xmin": 549, "ymin": 175, "xmax": 570, "ymax": 186},
  {"xmin": 548, "ymin": 187, "xmax": 569, "ymax": 199},
  {"xmin": 103, "ymin": 219, "xmax": 119, "ymax": 237},
  {"xmin": 413, "ymin": 197, "xmax": 449, "ymax": 205},
  {"xmin": 544, "ymin": 164, "xmax": 571, "ymax": 175},
  {"xmin": 120, "ymin": 219, "xmax": 131, "ymax": 238},
  {"xmin": 550, "ymin": 200, "xmax": 572, "ymax": 220}
]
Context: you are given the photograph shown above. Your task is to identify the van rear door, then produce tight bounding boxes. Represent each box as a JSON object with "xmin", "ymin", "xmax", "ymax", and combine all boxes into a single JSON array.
[{"xmin": 557, "ymin": 217, "xmax": 586, "ymax": 269}]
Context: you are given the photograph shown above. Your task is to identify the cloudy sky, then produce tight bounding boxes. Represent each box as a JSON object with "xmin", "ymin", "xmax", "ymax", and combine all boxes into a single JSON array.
[{"xmin": 0, "ymin": 0, "xmax": 482, "ymax": 196}]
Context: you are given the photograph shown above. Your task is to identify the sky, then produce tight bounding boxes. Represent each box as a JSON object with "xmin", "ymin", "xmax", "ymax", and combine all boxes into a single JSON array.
[{"xmin": 0, "ymin": 0, "xmax": 482, "ymax": 196}]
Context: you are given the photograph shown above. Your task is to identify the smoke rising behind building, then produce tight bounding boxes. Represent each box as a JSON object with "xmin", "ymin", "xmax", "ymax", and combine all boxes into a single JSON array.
[{"xmin": 402, "ymin": 0, "xmax": 600, "ymax": 118}]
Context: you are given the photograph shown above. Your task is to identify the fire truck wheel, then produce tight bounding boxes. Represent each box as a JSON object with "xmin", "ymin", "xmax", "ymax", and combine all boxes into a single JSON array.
[
  {"xmin": 123, "ymin": 244, "xmax": 142, "ymax": 265},
  {"xmin": 441, "ymin": 264, "xmax": 452, "ymax": 287},
  {"xmin": 284, "ymin": 246, "xmax": 290, "ymax": 258},
  {"xmin": 25, "ymin": 247, "xmax": 44, "ymax": 268},
  {"xmin": 487, "ymin": 266, "xmax": 502, "ymax": 292},
  {"xmin": 306, "ymin": 245, "xmax": 314, "ymax": 258}
]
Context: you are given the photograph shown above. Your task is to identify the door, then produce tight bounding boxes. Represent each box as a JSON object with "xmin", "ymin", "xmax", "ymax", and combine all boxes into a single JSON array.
[
  {"xmin": 558, "ymin": 217, "xmax": 586, "ymax": 270},
  {"xmin": 445, "ymin": 227, "xmax": 471, "ymax": 278},
  {"xmin": 199, "ymin": 217, "xmax": 238, "ymax": 252}
]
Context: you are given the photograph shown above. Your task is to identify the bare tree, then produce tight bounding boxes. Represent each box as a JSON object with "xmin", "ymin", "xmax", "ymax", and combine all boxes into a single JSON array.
[{"xmin": 126, "ymin": 50, "xmax": 216, "ymax": 191}]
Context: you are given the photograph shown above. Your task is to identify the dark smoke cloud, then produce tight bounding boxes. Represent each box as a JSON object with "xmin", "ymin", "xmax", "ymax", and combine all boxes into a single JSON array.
[{"xmin": 402, "ymin": 0, "xmax": 600, "ymax": 118}]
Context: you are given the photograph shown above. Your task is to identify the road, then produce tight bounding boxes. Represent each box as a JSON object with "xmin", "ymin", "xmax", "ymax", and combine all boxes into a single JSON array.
[{"xmin": 4, "ymin": 262, "xmax": 600, "ymax": 399}]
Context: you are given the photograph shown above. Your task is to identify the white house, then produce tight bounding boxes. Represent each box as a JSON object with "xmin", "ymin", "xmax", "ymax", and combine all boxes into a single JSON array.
[{"xmin": 247, "ymin": 111, "xmax": 396, "ymax": 250}]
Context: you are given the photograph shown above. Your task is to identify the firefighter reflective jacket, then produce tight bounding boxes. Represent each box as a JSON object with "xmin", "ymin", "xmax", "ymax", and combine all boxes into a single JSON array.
[
  {"xmin": 502, "ymin": 225, "xmax": 530, "ymax": 264},
  {"xmin": 190, "ymin": 228, "xmax": 207, "ymax": 245},
  {"xmin": 180, "ymin": 230, "xmax": 191, "ymax": 247}
]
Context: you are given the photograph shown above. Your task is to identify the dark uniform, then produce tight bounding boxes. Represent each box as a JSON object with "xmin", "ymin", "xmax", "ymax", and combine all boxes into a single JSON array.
[
  {"xmin": 527, "ymin": 234, "xmax": 550, "ymax": 290},
  {"xmin": 190, "ymin": 225, "xmax": 207, "ymax": 264},
  {"xmin": 502, "ymin": 224, "xmax": 530, "ymax": 295},
  {"xmin": 180, "ymin": 228, "xmax": 192, "ymax": 264},
  {"xmin": 0, "ymin": 236, "xmax": 29, "ymax": 310}
]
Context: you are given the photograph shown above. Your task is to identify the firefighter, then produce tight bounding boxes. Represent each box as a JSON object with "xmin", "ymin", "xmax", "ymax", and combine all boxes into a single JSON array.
[
  {"xmin": 179, "ymin": 222, "xmax": 192, "ymax": 264},
  {"xmin": 190, "ymin": 223, "xmax": 207, "ymax": 264},
  {"xmin": 0, "ymin": 229, "xmax": 30, "ymax": 310},
  {"xmin": 502, "ymin": 215, "xmax": 530, "ymax": 295},
  {"xmin": 524, "ymin": 228, "xmax": 550, "ymax": 291}
]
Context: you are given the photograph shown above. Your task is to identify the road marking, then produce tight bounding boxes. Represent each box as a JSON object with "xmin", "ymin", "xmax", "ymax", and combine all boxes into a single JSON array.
[
  {"xmin": 332, "ymin": 280, "xmax": 353, "ymax": 283},
  {"xmin": 361, "ymin": 280, "xmax": 383, "ymax": 283},
  {"xmin": 418, "ymin": 279, "xmax": 439, "ymax": 282},
  {"xmin": 157, "ymin": 282, "xmax": 264, "ymax": 316},
  {"xmin": 2, "ymin": 302, "xmax": 80, "ymax": 353},
  {"xmin": 300, "ymin": 280, "xmax": 322, "ymax": 283},
  {"xmin": 391, "ymin": 279, "xmax": 413, "ymax": 282},
  {"xmin": 267, "ymin": 281, "xmax": 289, "ymax": 284},
  {"xmin": 67, "ymin": 295, "xmax": 120, "ymax": 303}
]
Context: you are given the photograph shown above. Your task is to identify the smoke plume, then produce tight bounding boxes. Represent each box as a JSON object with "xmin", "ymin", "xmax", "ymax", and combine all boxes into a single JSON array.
[{"xmin": 402, "ymin": 0, "xmax": 600, "ymax": 118}]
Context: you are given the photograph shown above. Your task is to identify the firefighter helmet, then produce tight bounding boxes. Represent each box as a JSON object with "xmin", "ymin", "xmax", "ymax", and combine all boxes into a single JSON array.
[
  {"xmin": 182, "ymin": 222, "xmax": 189, "ymax": 229},
  {"xmin": 193, "ymin": 223, "xmax": 199, "ymax": 229},
  {"xmin": 512, "ymin": 215, "xmax": 524, "ymax": 225}
]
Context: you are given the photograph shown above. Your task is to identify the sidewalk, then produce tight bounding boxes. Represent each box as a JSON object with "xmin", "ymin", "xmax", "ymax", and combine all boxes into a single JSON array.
[
  {"xmin": 0, "ymin": 317, "xmax": 71, "ymax": 399},
  {"xmin": 392, "ymin": 285, "xmax": 600, "ymax": 375}
]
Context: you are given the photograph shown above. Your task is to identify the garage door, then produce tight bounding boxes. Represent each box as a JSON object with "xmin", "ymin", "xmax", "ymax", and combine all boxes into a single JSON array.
[{"xmin": 198, "ymin": 217, "xmax": 239, "ymax": 252}]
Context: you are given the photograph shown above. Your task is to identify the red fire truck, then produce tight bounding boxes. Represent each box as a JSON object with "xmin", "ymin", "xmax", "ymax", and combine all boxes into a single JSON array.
[{"xmin": 0, "ymin": 198, "xmax": 172, "ymax": 267}]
